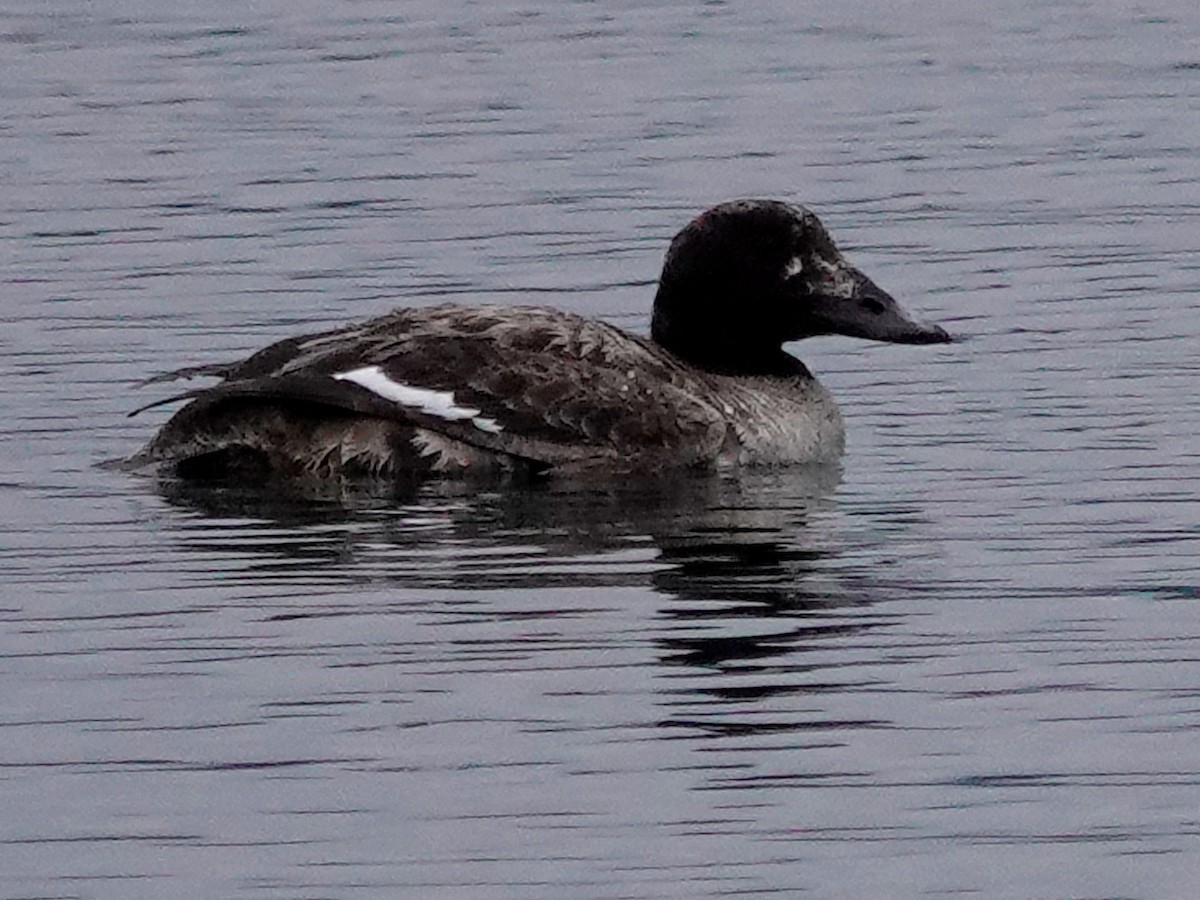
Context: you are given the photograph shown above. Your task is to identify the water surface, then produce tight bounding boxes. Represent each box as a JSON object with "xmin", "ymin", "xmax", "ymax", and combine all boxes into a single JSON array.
[{"xmin": 3, "ymin": 1, "xmax": 1200, "ymax": 897}]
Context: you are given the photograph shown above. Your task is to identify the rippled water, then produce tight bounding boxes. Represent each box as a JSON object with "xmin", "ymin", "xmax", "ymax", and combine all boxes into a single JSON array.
[{"xmin": 4, "ymin": 1, "xmax": 1200, "ymax": 897}]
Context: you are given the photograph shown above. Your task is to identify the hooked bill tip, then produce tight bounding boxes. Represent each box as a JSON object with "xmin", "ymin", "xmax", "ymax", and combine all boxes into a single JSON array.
[{"xmin": 908, "ymin": 324, "xmax": 954, "ymax": 344}]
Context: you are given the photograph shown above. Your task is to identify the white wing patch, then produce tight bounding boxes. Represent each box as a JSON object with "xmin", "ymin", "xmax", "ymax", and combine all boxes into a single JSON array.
[{"xmin": 333, "ymin": 365, "xmax": 503, "ymax": 434}]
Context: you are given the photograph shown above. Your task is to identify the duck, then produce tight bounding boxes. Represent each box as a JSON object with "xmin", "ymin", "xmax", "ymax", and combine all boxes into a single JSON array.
[{"xmin": 124, "ymin": 199, "xmax": 950, "ymax": 481}]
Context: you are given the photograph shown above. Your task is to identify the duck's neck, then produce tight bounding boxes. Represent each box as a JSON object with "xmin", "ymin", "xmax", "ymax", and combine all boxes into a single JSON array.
[
  {"xmin": 659, "ymin": 338, "xmax": 809, "ymax": 378},
  {"xmin": 651, "ymin": 291, "xmax": 810, "ymax": 378}
]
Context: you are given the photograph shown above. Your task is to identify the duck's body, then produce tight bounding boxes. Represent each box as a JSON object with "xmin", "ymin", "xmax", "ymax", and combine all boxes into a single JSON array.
[{"xmin": 126, "ymin": 200, "xmax": 949, "ymax": 482}]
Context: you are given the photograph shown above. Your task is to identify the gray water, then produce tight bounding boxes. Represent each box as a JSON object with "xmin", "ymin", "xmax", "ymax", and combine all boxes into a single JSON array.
[{"xmin": 4, "ymin": 1, "xmax": 1200, "ymax": 897}]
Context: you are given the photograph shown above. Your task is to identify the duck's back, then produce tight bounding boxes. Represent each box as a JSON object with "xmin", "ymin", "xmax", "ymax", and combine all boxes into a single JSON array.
[{"xmin": 128, "ymin": 304, "xmax": 796, "ymax": 480}]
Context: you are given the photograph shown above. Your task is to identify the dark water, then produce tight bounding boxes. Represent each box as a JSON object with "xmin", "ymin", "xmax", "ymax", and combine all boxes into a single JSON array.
[{"xmin": 4, "ymin": 1, "xmax": 1200, "ymax": 897}]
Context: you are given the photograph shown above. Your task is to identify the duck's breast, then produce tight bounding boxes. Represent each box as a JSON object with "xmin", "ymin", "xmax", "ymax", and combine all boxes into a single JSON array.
[{"xmin": 707, "ymin": 374, "xmax": 845, "ymax": 466}]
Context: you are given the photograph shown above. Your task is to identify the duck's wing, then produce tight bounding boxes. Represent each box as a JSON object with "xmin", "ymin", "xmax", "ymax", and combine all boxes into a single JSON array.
[{"xmin": 137, "ymin": 305, "xmax": 731, "ymax": 471}]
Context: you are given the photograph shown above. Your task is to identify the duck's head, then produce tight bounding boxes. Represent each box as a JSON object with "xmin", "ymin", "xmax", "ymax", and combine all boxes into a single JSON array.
[{"xmin": 651, "ymin": 199, "xmax": 951, "ymax": 375}]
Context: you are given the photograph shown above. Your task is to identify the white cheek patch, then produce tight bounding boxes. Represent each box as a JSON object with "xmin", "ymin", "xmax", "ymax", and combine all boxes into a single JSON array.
[
  {"xmin": 333, "ymin": 365, "xmax": 503, "ymax": 434},
  {"xmin": 783, "ymin": 255, "xmax": 805, "ymax": 279}
]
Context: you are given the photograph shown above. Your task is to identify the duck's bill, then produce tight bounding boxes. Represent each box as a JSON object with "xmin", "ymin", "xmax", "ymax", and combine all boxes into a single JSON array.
[{"xmin": 807, "ymin": 269, "xmax": 952, "ymax": 344}]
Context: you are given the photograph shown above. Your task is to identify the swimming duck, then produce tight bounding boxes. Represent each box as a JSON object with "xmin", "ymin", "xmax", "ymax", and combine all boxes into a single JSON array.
[{"xmin": 125, "ymin": 199, "xmax": 950, "ymax": 480}]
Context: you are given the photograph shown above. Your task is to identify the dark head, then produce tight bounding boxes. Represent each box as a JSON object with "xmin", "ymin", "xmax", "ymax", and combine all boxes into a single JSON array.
[{"xmin": 651, "ymin": 199, "xmax": 951, "ymax": 375}]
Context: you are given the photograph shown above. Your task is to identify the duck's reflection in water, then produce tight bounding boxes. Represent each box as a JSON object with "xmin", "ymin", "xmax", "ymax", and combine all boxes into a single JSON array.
[
  {"xmin": 153, "ymin": 465, "xmax": 845, "ymax": 589},
  {"xmin": 153, "ymin": 465, "xmax": 917, "ymax": 742}
]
